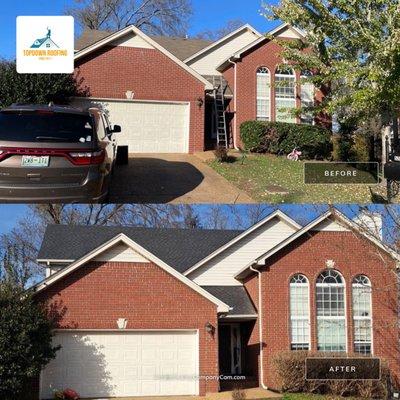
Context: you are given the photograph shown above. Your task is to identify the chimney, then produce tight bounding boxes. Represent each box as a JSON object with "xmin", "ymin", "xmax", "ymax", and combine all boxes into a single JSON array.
[{"xmin": 353, "ymin": 210, "xmax": 383, "ymax": 240}]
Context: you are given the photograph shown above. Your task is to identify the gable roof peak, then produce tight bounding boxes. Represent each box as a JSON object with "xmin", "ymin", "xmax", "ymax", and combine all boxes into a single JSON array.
[{"xmin": 184, "ymin": 23, "xmax": 262, "ymax": 63}]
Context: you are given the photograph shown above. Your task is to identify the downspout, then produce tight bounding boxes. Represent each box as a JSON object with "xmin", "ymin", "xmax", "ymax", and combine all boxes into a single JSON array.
[
  {"xmin": 249, "ymin": 264, "xmax": 269, "ymax": 390},
  {"xmin": 227, "ymin": 58, "xmax": 238, "ymax": 149}
]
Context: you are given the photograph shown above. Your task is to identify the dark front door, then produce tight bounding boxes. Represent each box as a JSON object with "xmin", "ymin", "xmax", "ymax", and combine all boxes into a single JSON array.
[
  {"xmin": 218, "ymin": 323, "xmax": 242, "ymax": 375},
  {"xmin": 219, "ymin": 325, "xmax": 231, "ymax": 374}
]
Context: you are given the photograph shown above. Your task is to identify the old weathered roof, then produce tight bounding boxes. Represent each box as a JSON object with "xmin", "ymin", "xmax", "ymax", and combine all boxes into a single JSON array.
[
  {"xmin": 38, "ymin": 224, "xmax": 242, "ymax": 274},
  {"xmin": 75, "ymin": 29, "xmax": 212, "ymax": 61}
]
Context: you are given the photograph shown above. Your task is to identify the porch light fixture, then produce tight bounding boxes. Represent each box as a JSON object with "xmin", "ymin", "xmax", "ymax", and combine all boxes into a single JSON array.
[
  {"xmin": 205, "ymin": 322, "xmax": 215, "ymax": 334},
  {"xmin": 326, "ymin": 259, "xmax": 335, "ymax": 269},
  {"xmin": 196, "ymin": 97, "xmax": 204, "ymax": 108},
  {"xmin": 117, "ymin": 318, "xmax": 128, "ymax": 329}
]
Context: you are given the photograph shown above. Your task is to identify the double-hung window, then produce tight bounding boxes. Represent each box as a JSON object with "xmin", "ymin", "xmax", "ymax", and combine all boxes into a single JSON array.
[
  {"xmin": 352, "ymin": 275, "xmax": 372, "ymax": 354},
  {"xmin": 275, "ymin": 67, "xmax": 296, "ymax": 123},
  {"xmin": 316, "ymin": 270, "xmax": 346, "ymax": 352},
  {"xmin": 256, "ymin": 67, "xmax": 271, "ymax": 121},
  {"xmin": 290, "ymin": 274, "xmax": 310, "ymax": 350}
]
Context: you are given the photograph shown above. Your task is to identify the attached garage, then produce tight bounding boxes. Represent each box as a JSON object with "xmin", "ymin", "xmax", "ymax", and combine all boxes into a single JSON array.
[
  {"xmin": 73, "ymin": 98, "xmax": 190, "ymax": 153},
  {"xmin": 40, "ymin": 330, "xmax": 199, "ymax": 399}
]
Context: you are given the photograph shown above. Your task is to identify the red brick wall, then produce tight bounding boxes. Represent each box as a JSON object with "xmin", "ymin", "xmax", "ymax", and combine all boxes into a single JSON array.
[
  {"xmin": 245, "ymin": 230, "xmax": 400, "ymax": 390},
  {"xmin": 75, "ymin": 45, "xmax": 206, "ymax": 153},
  {"xmin": 222, "ymin": 39, "xmax": 328, "ymax": 148},
  {"xmin": 36, "ymin": 260, "xmax": 220, "ymax": 395}
]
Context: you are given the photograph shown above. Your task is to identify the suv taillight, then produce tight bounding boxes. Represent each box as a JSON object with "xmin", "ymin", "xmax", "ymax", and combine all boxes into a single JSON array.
[{"xmin": 68, "ymin": 150, "xmax": 105, "ymax": 165}]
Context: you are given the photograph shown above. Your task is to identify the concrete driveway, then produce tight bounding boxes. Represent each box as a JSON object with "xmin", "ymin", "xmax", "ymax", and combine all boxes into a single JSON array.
[
  {"xmin": 85, "ymin": 387, "xmax": 282, "ymax": 399},
  {"xmin": 109, "ymin": 154, "xmax": 254, "ymax": 204}
]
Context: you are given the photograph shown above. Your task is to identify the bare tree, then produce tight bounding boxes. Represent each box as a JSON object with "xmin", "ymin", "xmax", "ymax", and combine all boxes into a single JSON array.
[
  {"xmin": 195, "ymin": 19, "xmax": 245, "ymax": 41},
  {"xmin": 0, "ymin": 243, "xmax": 31, "ymax": 287},
  {"xmin": 67, "ymin": 0, "xmax": 192, "ymax": 35}
]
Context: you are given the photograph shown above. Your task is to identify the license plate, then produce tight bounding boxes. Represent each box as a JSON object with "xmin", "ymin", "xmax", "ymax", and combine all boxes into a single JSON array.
[{"xmin": 21, "ymin": 155, "xmax": 50, "ymax": 167}]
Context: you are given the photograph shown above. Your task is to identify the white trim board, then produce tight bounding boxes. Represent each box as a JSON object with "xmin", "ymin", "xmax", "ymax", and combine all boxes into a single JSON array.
[
  {"xmin": 184, "ymin": 210, "xmax": 301, "ymax": 278},
  {"xmin": 74, "ymin": 25, "xmax": 213, "ymax": 90},
  {"xmin": 184, "ymin": 24, "xmax": 262, "ymax": 64},
  {"xmin": 32, "ymin": 233, "xmax": 230, "ymax": 313},
  {"xmin": 71, "ymin": 96, "xmax": 191, "ymax": 106}
]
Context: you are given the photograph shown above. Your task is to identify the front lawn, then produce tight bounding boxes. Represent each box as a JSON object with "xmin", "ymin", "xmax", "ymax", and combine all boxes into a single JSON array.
[{"xmin": 209, "ymin": 154, "xmax": 389, "ymax": 203}]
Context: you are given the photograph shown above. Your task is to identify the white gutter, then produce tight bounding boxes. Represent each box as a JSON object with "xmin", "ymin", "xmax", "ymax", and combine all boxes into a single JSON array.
[
  {"xmin": 228, "ymin": 58, "xmax": 238, "ymax": 150},
  {"xmin": 250, "ymin": 264, "xmax": 269, "ymax": 390}
]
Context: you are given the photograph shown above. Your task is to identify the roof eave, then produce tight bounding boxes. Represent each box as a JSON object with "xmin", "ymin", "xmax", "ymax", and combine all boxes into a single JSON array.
[
  {"xmin": 74, "ymin": 25, "xmax": 213, "ymax": 90},
  {"xmin": 32, "ymin": 233, "xmax": 230, "ymax": 313}
]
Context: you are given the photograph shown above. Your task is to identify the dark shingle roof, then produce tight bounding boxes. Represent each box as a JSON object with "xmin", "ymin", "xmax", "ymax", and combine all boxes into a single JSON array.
[
  {"xmin": 38, "ymin": 225, "xmax": 242, "ymax": 273},
  {"xmin": 75, "ymin": 29, "xmax": 212, "ymax": 61},
  {"xmin": 202, "ymin": 286, "xmax": 257, "ymax": 316}
]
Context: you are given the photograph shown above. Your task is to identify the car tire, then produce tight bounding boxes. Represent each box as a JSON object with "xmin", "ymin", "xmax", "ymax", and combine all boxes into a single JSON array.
[{"xmin": 116, "ymin": 145, "xmax": 129, "ymax": 165}]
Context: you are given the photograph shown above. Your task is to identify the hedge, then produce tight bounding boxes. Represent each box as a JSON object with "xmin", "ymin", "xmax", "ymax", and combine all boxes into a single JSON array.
[
  {"xmin": 272, "ymin": 351, "xmax": 391, "ymax": 398},
  {"xmin": 240, "ymin": 120, "xmax": 332, "ymax": 160}
]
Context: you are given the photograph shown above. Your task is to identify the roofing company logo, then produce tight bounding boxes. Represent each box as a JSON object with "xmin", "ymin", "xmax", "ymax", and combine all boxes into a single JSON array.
[{"xmin": 17, "ymin": 16, "xmax": 74, "ymax": 73}]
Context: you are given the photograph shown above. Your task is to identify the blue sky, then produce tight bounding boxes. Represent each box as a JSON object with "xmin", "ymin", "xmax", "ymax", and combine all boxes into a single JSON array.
[{"xmin": 0, "ymin": 0, "xmax": 279, "ymax": 59}]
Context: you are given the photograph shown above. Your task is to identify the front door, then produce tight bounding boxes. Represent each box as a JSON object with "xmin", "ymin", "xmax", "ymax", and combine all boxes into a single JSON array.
[{"xmin": 218, "ymin": 323, "xmax": 242, "ymax": 375}]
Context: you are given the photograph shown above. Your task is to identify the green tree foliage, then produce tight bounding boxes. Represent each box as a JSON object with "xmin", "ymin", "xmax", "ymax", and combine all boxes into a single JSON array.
[
  {"xmin": 0, "ymin": 283, "xmax": 59, "ymax": 400},
  {"xmin": 263, "ymin": 0, "xmax": 400, "ymax": 149},
  {"xmin": 0, "ymin": 60, "xmax": 87, "ymax": 108}
]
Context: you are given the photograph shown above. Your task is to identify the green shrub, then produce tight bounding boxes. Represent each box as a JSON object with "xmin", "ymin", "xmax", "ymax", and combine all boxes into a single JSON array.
[
  {"xmin": 332, "ymin": 134, "xmax": 352, "ymax": 161},
  {"xmin": 0, "ymin": 283, "xmax": 60, "ymax": 400},
  {"xmin": 239, "ymin": 121, "xmax": 269, "ymax": 152},
  {"xmin": 349, "ymin": 133, "xmax": 371, "ymax": 162},
  {"xmin": 240, "ymin": 121, "xmax": 332, "ymax": 160},
  {"xmin": 0, "ymin": 60, "xmax": 88, "ymax": 108},
  {"xmin": 272, "ymin": 350, "xmax": 390, "ymax": 399}
]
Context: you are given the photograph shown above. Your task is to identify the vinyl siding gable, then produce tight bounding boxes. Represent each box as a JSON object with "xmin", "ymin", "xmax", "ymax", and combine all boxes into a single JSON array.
[
  {"xmin": 93, "ymin": 243, "xmax": 150, "ymax": 263},
  {"xmin": 188, "ymin": 218, "xmax": 297, "ymax": 286},
  {"xmin": 187, "ymin": 29, "xmax": 260, "ymax": 75}
]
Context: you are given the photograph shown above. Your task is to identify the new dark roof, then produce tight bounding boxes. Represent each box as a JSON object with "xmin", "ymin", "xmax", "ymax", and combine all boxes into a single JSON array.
[
  {"xmin": 38, "ymin": 225, "xmax": 242, "ymax": 273},
  {"xmin": 202, "ymin": 286, "xmax": 257, "ymax": 316},
  {"xmin": 75, "ymin": 29, "xmax": 212, "ymax": 61}
]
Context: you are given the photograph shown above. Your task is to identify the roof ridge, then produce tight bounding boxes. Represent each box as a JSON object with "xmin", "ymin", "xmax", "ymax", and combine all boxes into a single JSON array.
[{"xmin": 45, "ymin": 223, "xmax": 243, "ymax": 232}]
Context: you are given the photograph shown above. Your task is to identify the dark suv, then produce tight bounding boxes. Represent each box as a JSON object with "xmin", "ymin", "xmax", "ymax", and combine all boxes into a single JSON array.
[{"xmin": 0, "ymin": 104, "xmax": 121, "ymax": 202}]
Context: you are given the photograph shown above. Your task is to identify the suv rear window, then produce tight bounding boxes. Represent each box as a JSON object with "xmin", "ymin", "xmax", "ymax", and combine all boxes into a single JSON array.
[{"xmin": 0, "ymin": 112, "xmax": 95, "ymax": 143}]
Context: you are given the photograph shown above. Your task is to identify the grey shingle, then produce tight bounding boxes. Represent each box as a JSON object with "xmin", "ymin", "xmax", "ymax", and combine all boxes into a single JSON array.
[
  {"xmin": 38, "ymin": 225, "xmax": 242, "ymax": 273},
  {"xmin": 202, "ymin": 286, "xmax": 257, "ymax": 316},
  {"xmin": 75, "ymin": 29, "xmax": 212, "ymax": 61}
]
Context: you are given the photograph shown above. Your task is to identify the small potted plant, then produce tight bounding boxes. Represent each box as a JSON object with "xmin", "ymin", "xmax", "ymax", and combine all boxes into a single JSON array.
[
  {"xmin": 63, "ymin": 389, "xmax": 80, "ymax": 400},
  {"xmin": 53, "ymin": 389, "xmax": 80, "ymax": 400}
]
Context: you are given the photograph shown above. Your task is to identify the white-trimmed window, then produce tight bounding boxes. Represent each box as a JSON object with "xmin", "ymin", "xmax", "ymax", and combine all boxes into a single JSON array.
[
  {"xmin": 316, "ymin": 270, "xmax": 346, "ymax": 352},
  {"xmin": 300, "ymin": 70, "xmax": 314, "ymax": 124},
  {"xmin": 256, "ymin": 67, "xmax": 271, "ymax": 121},
  {"xmin": 275, "ymin": 66, "xmax": 296, "ymax": 123},
  {"xmin": 290, "ymin": 274, "xmax": 310, "ymax": 350},
  {"xmin": 352, "ymin": 275, "xmax": 372, "ymax": 355}
]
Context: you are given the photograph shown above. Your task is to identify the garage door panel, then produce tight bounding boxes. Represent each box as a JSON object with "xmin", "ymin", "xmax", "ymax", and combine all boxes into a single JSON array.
[
  {"xmin": 72, "ymin": 99, "xmax": 190, "ymax": 153},
  {"xmin": 40, "ymin": 331, "xmax": 198, "ymax": 399}
]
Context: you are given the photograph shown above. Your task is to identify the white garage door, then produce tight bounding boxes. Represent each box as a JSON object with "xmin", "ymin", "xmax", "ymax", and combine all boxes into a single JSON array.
[
  {"xmin": 40, "ymin": 331, "xmax": 199, "ymax": 399},
  {"xmin": 73, "ymin": 98, "xmax": 190, "ymax": 153}
]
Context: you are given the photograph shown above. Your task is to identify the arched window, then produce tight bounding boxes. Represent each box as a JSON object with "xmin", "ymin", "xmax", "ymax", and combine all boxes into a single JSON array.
[
  {"xmin": 300, "ymin": 70, "xmax": 314, "ymax": 124},
  {"xmin": 275, "ymin": 66, "xmax": 296, "ymax": 123},
  {"xmin": 352, "ymin": 275, "xmax": 372, "ymax": 354},
  {"xmin": 256, "ymin": 67, "xmax": 271, "ymax": 121},
  {"xmin": 290, "ymin": 274, "xmax": 310, "ymax": 350},
  {"xmin": 316, "ymin": 270, "xmax": 346, "ymax": 351}
]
